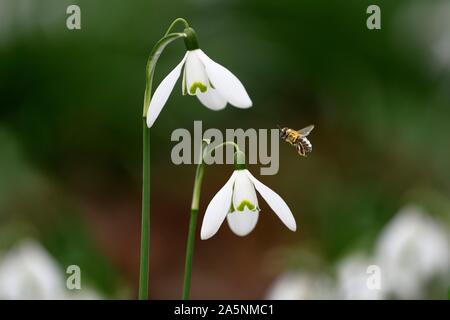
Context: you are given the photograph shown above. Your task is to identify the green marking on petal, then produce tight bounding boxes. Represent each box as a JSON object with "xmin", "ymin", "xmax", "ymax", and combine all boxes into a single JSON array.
[
  {"xmin": 189, "ymin": 82, "xmax": 207, "ymax": 95},
  {"xmin": 236, "ymin": 200, "xmax": 256, "ymax": 212}
]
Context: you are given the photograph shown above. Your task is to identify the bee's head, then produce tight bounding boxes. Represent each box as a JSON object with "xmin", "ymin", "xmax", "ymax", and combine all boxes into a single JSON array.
[{"xmin": 278, "ymin": 125, "xmax": 287, "ymax": 139}]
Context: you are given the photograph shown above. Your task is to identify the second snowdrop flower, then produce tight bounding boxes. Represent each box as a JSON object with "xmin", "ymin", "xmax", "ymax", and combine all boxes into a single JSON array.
[
  {"xmin": 146, "ymin": 28, "xmax": 253, "ymax": 128},
  {"xmin": 200, "ymin": 151, "xmax": 297, "ymax": 240}
]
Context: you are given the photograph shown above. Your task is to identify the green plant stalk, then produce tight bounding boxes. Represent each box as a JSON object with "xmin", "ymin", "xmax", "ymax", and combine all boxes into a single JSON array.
[
  {"xmin": 139, "ymin": 118, "xmax": 150, "ymax": 300},
  {"xmin": 182, "ymin": 141, "xmax": 209, "ymax": 300},
  {"xmin": 182, "ymin": 160, "xmax": 205, "ymax": 299},
  {"xmin": 138, "ymin": 19, "xmax": 188, "ymax": 300}
]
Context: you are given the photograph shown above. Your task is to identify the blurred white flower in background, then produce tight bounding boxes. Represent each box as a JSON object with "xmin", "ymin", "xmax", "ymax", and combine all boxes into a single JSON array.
[
  {"xmin": 0, "ymin": 240, "xmax": 64, "ymax": 299},
  {"xmin": 0, "ymin": 239, "xmax": 101, "ymax": 299},
  {"xmin": 266, "ymin": 204, "xmax": 450, "ymax": 300},
  {"xmin": 336, "ymin": 253, "xmax": 384, "ymax": 300},
  {"xmin": 375, "ymin": 205, "xmax": 450, "ymax": 299},
  {"xmin": 396, "ymin": 0, "xmax": 450, "ymax": 74},
  {"xmin": 266, "ymin": 271, "xmax": 335, "ymax": 300},
  {"xmin": 0, "ymin": 0, "xmax": 64, "ymax": 46}
]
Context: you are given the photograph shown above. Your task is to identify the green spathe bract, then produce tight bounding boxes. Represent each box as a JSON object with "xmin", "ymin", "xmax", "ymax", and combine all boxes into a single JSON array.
[{"xmin": 142, "ymin": 32, "xmax": 186, "ymax": 117}]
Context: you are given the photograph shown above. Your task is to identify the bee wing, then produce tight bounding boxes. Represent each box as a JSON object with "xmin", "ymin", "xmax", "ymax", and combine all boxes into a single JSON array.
[{"xmin": 297, "ymin": 124, "xmax": 314, "ymax": 136}]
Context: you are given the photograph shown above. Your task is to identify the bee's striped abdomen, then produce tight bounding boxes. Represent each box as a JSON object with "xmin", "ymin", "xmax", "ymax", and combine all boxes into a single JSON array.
[
  {"xmin": 296, "ymin": 137, "xmax": 312, "ymax": 156},
  {"xmin": 301, "ymin": 137, "xmax": 312, "ymax": 153}
]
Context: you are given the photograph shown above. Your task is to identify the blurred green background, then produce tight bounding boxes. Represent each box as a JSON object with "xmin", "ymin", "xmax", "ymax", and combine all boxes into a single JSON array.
[{"xmin": 0, "ymin": 0, "xmax": 449, "ymax": 299}]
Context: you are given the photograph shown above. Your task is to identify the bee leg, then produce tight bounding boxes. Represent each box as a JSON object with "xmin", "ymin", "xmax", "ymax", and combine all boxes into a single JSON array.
[{"xmin": 296, "ymin": 144, "xmax": 305, "ymax": 156}]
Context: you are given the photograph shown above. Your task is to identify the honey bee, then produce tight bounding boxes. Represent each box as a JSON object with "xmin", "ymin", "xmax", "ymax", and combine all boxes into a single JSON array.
[{"xmin": 279, "ymin": 125, "xmax": 315, "ymax": 157}]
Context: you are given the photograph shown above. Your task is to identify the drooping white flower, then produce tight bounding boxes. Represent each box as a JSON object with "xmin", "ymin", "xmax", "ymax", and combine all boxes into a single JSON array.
[
  {"xmin": 146, "ymin": 48, "xmax": 252, "ymax": 128},
  {"xmin": 200, "ymin": 169, "xmax": 296, "ymax": 240},
  {"xmin": 374, "ymin": 205, "xmax": 450, "ymax": 299}
]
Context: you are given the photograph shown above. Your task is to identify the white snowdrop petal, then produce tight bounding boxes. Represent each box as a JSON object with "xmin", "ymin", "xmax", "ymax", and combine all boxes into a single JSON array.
[
  {"xmin": 232, "ymin": 170, "xmax": 258, "ymax": 211},
  {"xmin": 185, "ymin": 50, "xmax": 209, "ymax": 96},
  {"xmin": 245, "ymin": 170, "xmax": 296, "ymax": 231},
  {"xmin": 227, "ymin": 209, "xmax": 259, "ymax": 237},
  {"xmin": 196, "ymin": 87, "xmax": 227, "ymax": 110},
  {"xmin": 200, "ymin": 172, "xmax": 237, "ymax": 240},
  {"xmin": 146, "ymin": 53, "xmax": 187, "ymax": 128},
  {"xmin": 196, "ymin": 50, "xmax": 252, "ymax": 108}
]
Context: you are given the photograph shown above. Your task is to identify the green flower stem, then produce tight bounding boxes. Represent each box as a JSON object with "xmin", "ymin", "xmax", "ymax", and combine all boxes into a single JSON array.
[
  {"xmin": 209, "ymin": 141, "xmax": 240, "ymax": 155},
  {"xmin": 182, "ymin": 141, "xmax": 210, "ymax": 300},
  {"xmin": 182, "ymin": 207, "xmax": 199, "ymax": 300},
  {"xmin": 139, "ymin": 19, "xmax": 189, "ymax": 300},
  {"xmin": 139, "ymin": 118, "xmax": 150, "ymax": 300}
]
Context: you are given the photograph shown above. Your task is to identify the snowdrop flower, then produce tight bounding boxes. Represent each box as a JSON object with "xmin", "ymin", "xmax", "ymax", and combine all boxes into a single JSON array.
[
  {"xmin": 146, "ymin": 28, "xmax": 252, "ymax": 128},
  {"xmin": 200, "ymin": 151, "xmax": 296, "ymax": 240},
  {"xmin": 374, "ymin": 205, "xmax": 450, "ymax": 299}
]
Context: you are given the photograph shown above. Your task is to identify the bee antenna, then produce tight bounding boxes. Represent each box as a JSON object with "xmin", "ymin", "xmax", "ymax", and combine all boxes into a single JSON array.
[{"xmin": 276, "ymin": 124, "xmax": 282, "ymax": 130}]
